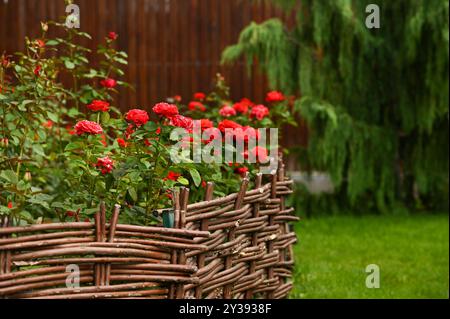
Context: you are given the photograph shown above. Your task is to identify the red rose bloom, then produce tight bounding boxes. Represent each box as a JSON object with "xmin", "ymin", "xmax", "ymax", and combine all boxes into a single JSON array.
[
  {"xmin": 74, "ymin": 120, "xmax": 103, "ymax": 135},
  {"xmin": 43, "ymin": 120, "xmax": 54, "ymax": 128},
  {"xmin": 169, "ymin": 115, "xmax": 194, "ymax": 130},
  {"xmin": 126, "ymin": 109, "xmax": 150, "ymax": 127},
  {"xmin": 152, "ymin": 102, "xmax": 179, "ymax": 118},
  {"xmin": 174, "ymin": 95, "xmax": 182, "ymax": 102},
  {"xmin": 34, "ymin": 65, "xmax": 41, "ymax": 76},
  {"xmin": 87, "ymin": 100, "xmax": 110, "ymax": 112},
  {"xmin": 218, "ymin": 119, "xmax": 242, "ymax": 132},
  {"xmin": 35, "ymin": 39, "xmax": 45, "ymax": 48},
  {"xmin": 193, "ymin": 92, "xmax": 206, "ymax": 101},
  {"xmin": 108, "ymin": 32, "xmax": 118, "ymax": 40},
  {"xmin": 200, "ymin": 119, "xmax": 214, "ymax": 130},
  {"xmin": 235, "ymin": 126, "xmax": 260, "ymax": 143},
  {"xmin": 233, "ymin": 102, "xmax": 249, "ymax": 114},
  {"xmin": 117, "ymin": 138, "xmax": 127, "ymax": 148},
  {"xmin": 100, "ymin": 78, "xmax": 117, "ymax": 89},
  {"xmin": 219, "ymin": 105, "xmax": 237, "ymax": 117},
  {"xmin": 188, "ymin": 101, "xmax": 206, "ymax": 112},
  {"xmin": 234, "ymin": 166, "xmax": 249, "ymax": 178},
  {"xmin": 266, "ymin": 91, "xmax": 285, "ymax": 103},
  {"xmin": 250, "ymin": 104, "xmax": 270, "ymax": 120},
  {"xmin": 165, "ymin": 171, "xmax": 181, "ymax": 181},
  {"xmin": 7, "ymin": 202, "xmax": 13, "ymax": 209},
  {"xmin": 249, "ymin": 146, "xmax": 269, "ymax": 163},
  {"xmin": 95, "ymin": 156, "xmax": 114, "ymax": 174},
  {"xmin": 240, "ymin": 98, "xmax": 255, "ymax": 108}
]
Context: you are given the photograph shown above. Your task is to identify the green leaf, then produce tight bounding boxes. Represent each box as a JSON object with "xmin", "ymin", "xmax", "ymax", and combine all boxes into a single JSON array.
[
  {"xmin": 177, "ymin": 177, "xmax": 190, "ymax": 186},
  {"xmin": 128, "ymin": 187, "xmax": 138, "ymax": 202},
  {"xmin": 65, "ymin": 142, "xmax": 84, "ymax": 151},
  {"xmin": 0, "ymin": 170, "xmax": 18, "ymax": 184},
  {"xmin": 47, "ymin": 111, "xmax": 59, "ymax": 123},
  {"xmin": 101, "ymin": 111, "xmax": 110, "ymax": 124},
  {"xmin": 114, "ymin": 57, "xmax": 128, "ymax": 65},
  {"xmin": 17, "ymin": 180, "xmax": 29, "ymax": 191},
  {"xmin": 64, "ymin": 60, "xmax": 75, "ymax": 69},
  {"xmin": 32, "ymin": 144, "xmax": 46, "ymax": 157},
  {"xmin": 189, "ymin": 169, "xmax": 202, "ymax": 187},
  {"xmin": 45, "ymin": 40, "xmax": 59, "ymax": 46}
]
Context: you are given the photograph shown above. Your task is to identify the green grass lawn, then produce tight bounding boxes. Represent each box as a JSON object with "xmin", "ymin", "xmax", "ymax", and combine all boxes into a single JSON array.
[{"xmin": 290, "ymin": 214, "xmax": 449, "ymax": 299}]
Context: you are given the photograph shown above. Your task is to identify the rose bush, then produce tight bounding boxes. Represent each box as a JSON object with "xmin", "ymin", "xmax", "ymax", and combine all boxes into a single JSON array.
[{"xmin": 1, "ymin": 19, "xmax": 295, "ymax": 226}]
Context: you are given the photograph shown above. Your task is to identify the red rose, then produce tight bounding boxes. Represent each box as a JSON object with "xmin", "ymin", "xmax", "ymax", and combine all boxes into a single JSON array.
[
  {"xmin": 100, "ymin": 78, "xmax": 117, "ymax": 89},
  {"xmin": 34, "ymin": 65, "xmax": 41, "ymax": 76},
  {"xmin": 87, "ymin": 100, "xmax": 110, "ymax": 112},
  {"xmin": 174, "ymin": 95, "xmax": 182, "ymax": 102},
  {"xmin": 152, "ymin": 102, "xmax": 179, "ymax": 118},
  {"xmin": 165, "ymin": 171, "xmax": 181, "ymax": 181},
  {"xmin": 108, "ymin": 32, "xmax": 118, "ymax": 40},
  {"xmin": 266, "ymin": 91, "xmax": 285, "ymax": 103},
  {"xmin": 235, "ymin": 126, "xmax": 260, "ymax": 143},
  {"xmin": 234, "ymin": 166, "xmax": 249, "ymax": 178},
  {"xmin": 240, "ymin": 98, "xmax": 255, "ymax": 108},
  {"xmin": 219, "ymin": 105, "xmax": 237, "ymax": 117},
  {"xmin": 95, "ymin": 156, "xmax": 114, "ymax": 174},
  {"xmin": 250, "ymin": 104, "xmax": 270, "ymax": 120},
  {"xmin": 156, "ymin": 127, "xmax": 161, "ymax": 135},
  {"xmin": 249, "ymin": 146, "xmax": 269, "ymax": 163},
  {"xmin": 7, "ymin": 202, "xmax": 13, "ymax": 209},
  {"xmin": 74, "ymin": 120, "xmax": 103, "ymax": 135},
  {"xmin": 193, "ymin": 92, "xmax": 206, "ymax": 101},
  {"xmin": 35, "ymin": 39, "xmax": 45, "ymax": 48},
  {"xmin": 117, "ymin": 138, "xmax": 127, "ymax": 148},
  {"xmin": 218, "ymin": 119, "xmax": 242, "ymax": 132},
  {"xmin": 233, "ymin": 102, "xmax": 249, "ymax": 114},
  {"xmin": 200, "ymin": 119, "xmax": 214, "ymax": 130},
  {"xmin": 188, "ymin": 101, "xmax": 206, "ymax": 112},
  {"xmin": 126, "ymin": 109, "xmax": 150, "ymax": 127},
  {"xmin": 43, "ymin": 120, "xmax": 54, "ymax": 128},
  {"xmin": 169, "ymin": 115, "xmax": 194, "ymax": 130}
]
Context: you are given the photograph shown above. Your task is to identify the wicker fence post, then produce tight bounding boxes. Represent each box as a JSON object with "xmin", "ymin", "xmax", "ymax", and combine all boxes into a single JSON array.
[
  {"xmin": 0, "ymin": 216, "xmax": 11, "ymax": 277},
  {"xmin": 244, "ymin": 173, "xmax": 263, "ymax": 299},
  {"xmin": 195, "ymin": 182, "xmax": 214, "ymax": 299},
  {"xmin": 175, "ymin": 187, "xmax": 189, "ymax": 298},
  {"xmin": 105, "ymin": 204, "xmax": 120, "ymax": 286},
  {"xmin": 169, "ymin": 189, "xmax": 181, "ymax": 299},
  {"xmin": 265, "ymin": 173, "xmax": 278, "ymax": 299},
  {"xmin": 223, "ymin": 176, "xmax": 249, "ymax": 299}
]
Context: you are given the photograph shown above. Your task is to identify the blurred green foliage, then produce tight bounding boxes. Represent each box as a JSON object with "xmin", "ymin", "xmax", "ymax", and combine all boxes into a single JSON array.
[{"xmin": 223, "ymin": 0, "xmax": 449, "ymax": 214}]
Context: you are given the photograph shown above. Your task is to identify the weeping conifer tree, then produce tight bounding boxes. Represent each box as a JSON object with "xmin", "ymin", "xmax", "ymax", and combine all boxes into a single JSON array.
[{"xmin": 222, "ymin": 0, "xmax": 449, "ymax": 214}]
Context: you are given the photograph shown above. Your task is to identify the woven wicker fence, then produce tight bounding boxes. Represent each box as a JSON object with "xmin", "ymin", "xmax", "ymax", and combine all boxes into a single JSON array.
[{"xmin": 0, "ymin": 161, "xmax": 298, "ymax": 299}]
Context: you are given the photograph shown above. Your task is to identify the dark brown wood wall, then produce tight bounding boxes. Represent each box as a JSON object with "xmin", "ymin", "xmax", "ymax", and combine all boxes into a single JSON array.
[
  {"xmin": 0, "ymin": 0, "xmax": 303, "ymax": 170},
  {"xmin": 0, "ymin": 0, "xmax": 295, "ymax": 106}
]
